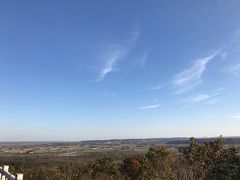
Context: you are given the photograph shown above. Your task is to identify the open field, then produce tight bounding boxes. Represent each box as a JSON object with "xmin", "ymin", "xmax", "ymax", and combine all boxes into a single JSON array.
[{"xmin": 0, "ymin": 144, "xmax": 150, "ymax": 161}]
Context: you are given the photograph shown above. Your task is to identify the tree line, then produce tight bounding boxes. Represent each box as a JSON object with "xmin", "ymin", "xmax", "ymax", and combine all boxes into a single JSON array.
[{"xmin": 1, "ymin": 136, "xmax": 240, "ymax": 179}]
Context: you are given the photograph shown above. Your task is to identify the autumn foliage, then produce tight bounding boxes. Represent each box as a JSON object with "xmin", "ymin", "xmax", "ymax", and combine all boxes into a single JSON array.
[{"xmin": 1, "ymin": 136, "xmax": 240, "ymax": 179}]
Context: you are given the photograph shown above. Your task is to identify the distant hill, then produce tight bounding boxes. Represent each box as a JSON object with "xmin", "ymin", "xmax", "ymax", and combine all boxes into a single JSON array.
[
  {"xmin": 79, "ymin": 137, "xmax": 240, "ymax": 146},
  {"xmin": 1, "ymin": 137, "xmax": 240, "ymax": 146},
  {"xmin": 166, "ymin": 137, "xmax": 240, "ymax": 145}
]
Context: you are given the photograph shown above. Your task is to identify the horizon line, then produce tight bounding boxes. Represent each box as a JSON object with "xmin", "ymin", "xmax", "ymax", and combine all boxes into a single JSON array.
[{"xmin": 0, "ymin": 135, "xmax": 239, "ymax": 143}]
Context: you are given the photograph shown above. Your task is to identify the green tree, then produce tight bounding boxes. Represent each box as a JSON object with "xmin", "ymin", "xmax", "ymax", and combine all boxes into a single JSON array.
[
  {"xmin": 88, "ymin": 157, "xmax": 118, "ymax": 178},
  {"xmin": 183, "ymin": 136, "xmax": 240, "ymax": 180}
]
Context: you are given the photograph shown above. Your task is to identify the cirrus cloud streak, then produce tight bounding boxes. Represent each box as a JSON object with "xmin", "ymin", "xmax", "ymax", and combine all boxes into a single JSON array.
[
  {"xmin": 137, "ymin": 104, "xmax": 159, "ymax": 110},
  {"xmin": 98, "ymin": 31, "xmax": 140, "ymax": 81},
  {"xmin": 172, "ymin": 52, "xmax": 220, "ymax": 94}
]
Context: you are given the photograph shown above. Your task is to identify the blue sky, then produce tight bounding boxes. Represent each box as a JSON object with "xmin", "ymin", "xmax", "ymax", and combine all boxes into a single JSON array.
[{"xmin": 0, "ymin": 1, "xmax": 240, "ymax": 141}]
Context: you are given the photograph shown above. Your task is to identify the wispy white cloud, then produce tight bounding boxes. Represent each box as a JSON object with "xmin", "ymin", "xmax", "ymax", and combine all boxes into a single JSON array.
[
  {"xmin": 152, "ymin": 98, "xmax": 159, "ymax": 102},
  {"xmin": 98, "ymin": 31, "xmax": 140, "ymax": 81},
  {"xmin": 231, "ymin": 115, "xmax": 240, "ymax": 119},
  {"xmin": 204, "ymin": 97, "xmax": 221, "ymax": 105},
  {"xmin": 182, "ymin": 89, "xmax": 221, "ymax": 104},
  {"xmin": 185, "ymin": 94, "xmax": 210, "ymax": 103},
  {"xmin": 137, "ymin": 104, "xmax": 159, "ymax": 110},
  {"xmin": 226, "ymin": 64, "xmax": 240, "ymax": 78},
  {"xmin": 212, "ymin": 87, "xmax": 225, "ymax": 93},
  {"xmin": 172, "ymin": 52, "xmax": 220, "ymax": 94},
  {"xmin": 149, "ymin": 84, "xmax": 167, "ymax": 90},
  {"xmin": 77, "ymin": 65, "xmax": 100, "ymax": 69},
  {"xmin": 229, "ymin": 28, "xmax": 240, "ymax": 47},
  {"xmin": 133, "ymin": 49, "xmax": 150, "ymax": 67},
  {"xmin": 220, "ymin": 52, "xmax": 228, "ymax": 59}
]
